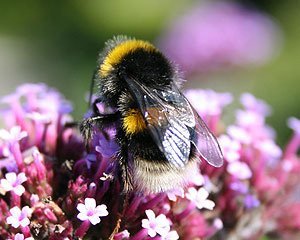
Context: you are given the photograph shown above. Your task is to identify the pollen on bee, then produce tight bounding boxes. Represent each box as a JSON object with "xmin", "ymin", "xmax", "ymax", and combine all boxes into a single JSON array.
[
  {"xmin": 100, "ymin": 40, "xmax": 157, "ymax": 77},
  {"xmin": 123, "ymin": 109, "xmax": 147, "ymax": 135}
]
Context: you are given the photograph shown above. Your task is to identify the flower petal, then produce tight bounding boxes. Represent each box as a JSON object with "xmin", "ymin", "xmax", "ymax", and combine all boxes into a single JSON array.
[
  {"xmin": 77, "ymin": 212, "xmax": 88, "ymax": 221},
  {"xmin": 10, "ymin": 206, "xmax": 21, "ymax": 217},
  {"xmin": 145, "ymin": 209, "xmax": 155, "ymax": 221},
  {"xmin": 95, "ymin": 204, "xmax": 108, "ymax": 217},
  {"xmin": 77, "ymin": 203, "xmax": 87, "ymax": 213},
  {"xmin": 89, "ymin": 215, "xmax": 101, "ymax": 225},
  {"xmin": 84, "ymin": 198, "xmax": 96, "ymax": 210}
]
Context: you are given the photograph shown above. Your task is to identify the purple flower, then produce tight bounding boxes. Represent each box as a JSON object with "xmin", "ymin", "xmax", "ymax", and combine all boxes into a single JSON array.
[
  {"xmin": 158, "ymin": 2, "xmax": 281, "ymax": 74},
  {"xmin": 141, "ymin": 209, "xmax": 171, "ymax": 237},
  {"xmin": 213, "ymin": 218, "xmax": 224, "ymax": 230},
  {"xmin": 95, "ymin": 129, "xmax": 119, "ymax": 158},
  {"xmin": 6, "ymin": 206, "xmax": 32, "ymax": 228},
  {"xmin": 244, "ymin": 194, "xmax": 260, "ymax": 209},
  {"xmin": 0, "ymin": 172, "xmax": 27, "ymax": 196},
  {"xmin": 230, "ymin": 181, "xmax": 249, "ymax": 194},
  {"xmin": 77, "ymin": 198, "xmax": 108, "ymax": 225},
  {"xmin": 186, "ymin": 187, "xmax": 215, "ymax": 210},
  {"xmin": 1, "ymin": 83, "xmax": 300, "ymax": 239}
]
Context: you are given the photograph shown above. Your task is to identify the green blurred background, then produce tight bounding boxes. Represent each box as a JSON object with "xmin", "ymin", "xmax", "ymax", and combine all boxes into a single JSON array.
[{"xmin": 0, "ymin": 0, "xmax": 299, "ymax": 145}]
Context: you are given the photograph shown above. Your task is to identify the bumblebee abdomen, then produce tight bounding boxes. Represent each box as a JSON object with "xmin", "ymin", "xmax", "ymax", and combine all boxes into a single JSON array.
[{"xmin": 131, "ymin": 146, "xmax": 199, "ymax": 193}]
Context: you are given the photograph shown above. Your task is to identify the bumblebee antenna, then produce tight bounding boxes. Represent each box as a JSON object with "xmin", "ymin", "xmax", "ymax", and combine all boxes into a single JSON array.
[{"xmin": 88, "ymin": 69, "xmax": 98, "ymax": 108}]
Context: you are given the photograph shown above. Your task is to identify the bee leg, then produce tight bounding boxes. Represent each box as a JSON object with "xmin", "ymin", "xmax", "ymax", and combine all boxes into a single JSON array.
[{"xmin": 79, "ymin": 116, "xmax": 107, "ymax": 150}]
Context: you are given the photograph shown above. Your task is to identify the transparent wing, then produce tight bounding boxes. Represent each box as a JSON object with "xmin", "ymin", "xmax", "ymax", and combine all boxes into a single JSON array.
[
  {"xmin": 124, "ymin": 76, "xmax": 223, "ymax": 168},
  {"xmin": 191, "ymin": 107, "xmax": 223, "ymax": 167}
]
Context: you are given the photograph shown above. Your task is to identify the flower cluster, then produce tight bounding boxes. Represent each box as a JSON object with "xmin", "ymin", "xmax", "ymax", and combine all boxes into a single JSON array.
[
  {"xmin": 158, "ymin": 2, "xmax": 281, "ymax": 74},
  {"xmin": 0, "ymin": 83, "xmax": 299, "ymax": 239}
]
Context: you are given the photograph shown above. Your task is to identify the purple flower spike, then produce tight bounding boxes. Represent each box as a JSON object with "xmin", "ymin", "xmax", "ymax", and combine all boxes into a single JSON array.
[{"xmin": 0, "ymin": 83, "xmax": 299, "ymax": 239}]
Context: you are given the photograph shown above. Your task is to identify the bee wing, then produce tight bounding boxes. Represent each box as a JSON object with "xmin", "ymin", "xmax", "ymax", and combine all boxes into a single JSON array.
[
  {"xmin": 157, "ymin": 86, "xmax": 224, "ymax": 167},
  {"xmin": 125, "ymin": 77, "xmax": 223, "ymax": 168},
  {"xmin": 191, "ymin": 107, "xmax": 224, "ymax": 167}
]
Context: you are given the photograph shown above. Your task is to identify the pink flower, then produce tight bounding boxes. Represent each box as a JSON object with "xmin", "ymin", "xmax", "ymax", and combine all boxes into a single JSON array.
[
  {"xmin": 0, "ymin": 126, "xmax": 27, "ymax": 144},
  {"xmin": 77, "ymin": 198, "xmax": 108, "ymax": 225},
  {"xmin": 227, "ymin": 161, "xmax": 252, "ymax": 180},
  {"xmin": 141, "ymin": 209, "xmax": 171, "ymax": 237},
  {"xmin": 158, "ymin": 2, "xmax": 280, "ymax": 73},
  {"xmin": 218, "ymin": 135, "xmax": 241, "ymax": 162},
  {"xmin": 227, "ymin": 125, "xmax": 252, "ymax": 145},
  {"xmin": 163, "ymin": 230, "xmax": 179, "ymax": 240},
  {"xmin": 287, "ymin": 117, "xmax": 300, "ymax": 135},
  {"xmin": 114, "ymin": 230, "xmax": 130, "ymax": 240},
  {"xmin": 10, "ymin": 233, "xmax": 34, "ymax": 240},
  {"xmin": 185, "ymin": 89, "xmax": 232, "ymax": 116},
  {"xmin": 240, "ymin": 93, "xmax": 271, "ymax": 116},
  {"xmin": 236, "ymin": 110, "xmax": 265, "ymax": 128},
  {"xmin": 6, "ymin": 206, "xmax": 32, "ymax": 228},
  {"xmin": 186, "ymin": 187, "xmax": 215, "ymax": 210},
  {"xmin": 0, "ymin": 172, "xmax": 27, "ymax": 196},
  {"xmin": 167, "ymin": 187, "xmax": 185, "ymax": 202}
]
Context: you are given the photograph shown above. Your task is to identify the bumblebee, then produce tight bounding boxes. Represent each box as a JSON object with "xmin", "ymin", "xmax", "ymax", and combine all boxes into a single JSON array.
[{"xmin": 80, "ymin": 36, "xmax": 223, "ymax": 193}]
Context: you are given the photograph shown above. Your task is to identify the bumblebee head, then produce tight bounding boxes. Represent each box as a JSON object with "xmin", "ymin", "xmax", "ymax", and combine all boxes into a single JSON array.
[{"xmin": 96, "ymin": 36, "xmax": 175, "ymax": 99}]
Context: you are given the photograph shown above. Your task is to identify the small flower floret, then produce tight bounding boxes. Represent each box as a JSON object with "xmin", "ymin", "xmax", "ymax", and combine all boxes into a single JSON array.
[
  {"xmin": 10, "ymin": 233, "xmax": 34, "ymax": 240},
  {"xmin": 142, "ymin": 209, "xmax": 171, "ymax": 237},
  {"xmin": 0, "ymin": 126, "xmax": 27, "ymax": 143},
  {"xmin": 186, "ymin": 187, "xmax": 215, "ymax": 210},
  {"xmin": 0, "ymin": 172, "xmax": 27, "ymax": 196},
  {"xmin": 6, "ymin": 206, "xmax": 32, "ymax": 228},
  {"xmin": 77, "ymin": 198, "xmax": 108, "ymax": 225}
]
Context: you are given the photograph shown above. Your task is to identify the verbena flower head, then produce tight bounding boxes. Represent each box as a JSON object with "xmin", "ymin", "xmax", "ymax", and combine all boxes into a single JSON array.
[
  {"xmin": 158, "ymin": 2, "xmax": 281, "ymax": 74},
  {"xmin": 0, "ymin": 83, "xmax": 299, "ymax": 239}
]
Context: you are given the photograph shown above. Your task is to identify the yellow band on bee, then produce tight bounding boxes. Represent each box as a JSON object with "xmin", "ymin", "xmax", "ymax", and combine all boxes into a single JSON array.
[
  {"xmin": 123, "ymin": 109, "xmax": 147, "ymax": 135},
  {"xmin": 100, "ymin": 40, "xmax": 157, "ymax": 77}
]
